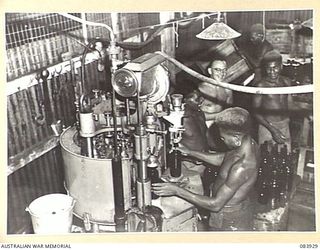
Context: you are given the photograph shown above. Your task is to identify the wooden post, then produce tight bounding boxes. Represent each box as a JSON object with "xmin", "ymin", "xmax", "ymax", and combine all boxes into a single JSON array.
[
  {"xmin": 160, "ymin": 13, "xmax": 176, "ymax": 87},
  {"xmin": 81, "ymin": 13, "xmax": 88, "ymax": 44}
]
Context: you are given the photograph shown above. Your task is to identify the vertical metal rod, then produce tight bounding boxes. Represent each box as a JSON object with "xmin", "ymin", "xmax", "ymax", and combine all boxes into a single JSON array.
[
  {"xmin": 112, "ymin": 87, "xmax": 118, "ymax": 158},
  {"xmin": 125, "ymin": 98, "xmax": 131, "ymax": 125},
  {"xmin": 136, "ymin": 92, "xmax": 147, "ymax": 232},
  {"xmin": 110, "ymin": 50, "xmax": 126, "ymax": 232},
  {"xmin": 162, "ymin": 122, "xmax": 167, "ymax": 171},
  {"xmin": 86, "ymin": 137, "xmax": 93, "ymax": 158}
]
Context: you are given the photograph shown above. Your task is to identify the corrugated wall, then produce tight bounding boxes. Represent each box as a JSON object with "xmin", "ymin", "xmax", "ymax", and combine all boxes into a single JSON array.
[
  {"xmin": 7, "ymin": 61, "xmax": 105, "ymax": 234},
  {"xmin": 7, "ymin": 62, "xmax": 104, "ymax": 159}
]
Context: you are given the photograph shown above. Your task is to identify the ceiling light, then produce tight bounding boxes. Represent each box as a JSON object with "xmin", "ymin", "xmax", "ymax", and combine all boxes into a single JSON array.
[{"xmin": 196, "ymin": 12, "xmax": 241, "ymax": 40}]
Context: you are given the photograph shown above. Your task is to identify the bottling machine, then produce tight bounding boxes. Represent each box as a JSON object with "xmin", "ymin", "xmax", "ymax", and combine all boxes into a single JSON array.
[{"xmin": 60, "ymin": 50, "xmax": 203, "ymax": 232}]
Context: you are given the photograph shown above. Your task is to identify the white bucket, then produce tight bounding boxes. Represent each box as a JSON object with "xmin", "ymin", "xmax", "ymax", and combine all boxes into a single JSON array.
[{"xmin": 26, "ymin": 193, "xmax": 75, "ymax": 234}]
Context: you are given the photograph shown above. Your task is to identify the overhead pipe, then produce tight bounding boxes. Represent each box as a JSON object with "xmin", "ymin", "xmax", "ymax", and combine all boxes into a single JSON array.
[{"xmin": 155, "ymin": 51, "xmax": 314, "ymax": 95}]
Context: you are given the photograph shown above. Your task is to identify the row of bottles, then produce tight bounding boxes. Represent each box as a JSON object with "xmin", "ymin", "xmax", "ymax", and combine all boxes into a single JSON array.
[{"xmin": 256, "ymin": 142, "xmax": 294, "ymax": 209}]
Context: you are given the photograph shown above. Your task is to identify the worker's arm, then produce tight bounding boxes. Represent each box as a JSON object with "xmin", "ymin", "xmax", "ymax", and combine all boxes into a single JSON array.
[
  {"xmin": 177, "ymin": 143, "xmax": 225, "ymax": 166},
  {"xmin": 252, "ymin": 92, "xmax": 286, "ymax": 144},
  {"xmin": 152, "ymin": 155, "xmax": 248, "ymax": 212}
]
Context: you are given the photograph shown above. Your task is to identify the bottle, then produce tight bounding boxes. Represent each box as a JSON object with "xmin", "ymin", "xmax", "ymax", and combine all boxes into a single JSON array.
[
  {"xmin": 278, "ymin": 145, "xmax": 288, "ymax": 204},
  {"xmin": 257, "ymin": 141, "xmax": 268, "ymax": 189},
  {"xmin": 147, "ymin": 166, "xmax": 163, "ymax": 199},
  {"xmin": 285, "ymin": 151, "xmax": 293, "ymax": 193},
  {"xmin": 269, "ymin": 170, "xmax": 280, "ymax": 210},
  {"xmin": 168, "ymin": 148, "xmax": 182, "ymax": 178},
  {"xmin": 257, "ymin": 142, "xmax": 271, "ymax": 205},
  {"xmin": 271, "ymin": 144, "xmax": 279, "ymax": 173},
  {"xmin": 202, "ymin": 166, "xmax": 215, "ymax": 196},
  {"xmin": 258, "ymin": 180, "xmax": 269, "ymax": 205}
]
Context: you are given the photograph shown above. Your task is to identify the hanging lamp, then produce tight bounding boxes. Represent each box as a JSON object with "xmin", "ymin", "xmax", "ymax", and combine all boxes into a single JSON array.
[{"xmin": 196, "ymin": 12, "xmax": 241, "ymax": 40}]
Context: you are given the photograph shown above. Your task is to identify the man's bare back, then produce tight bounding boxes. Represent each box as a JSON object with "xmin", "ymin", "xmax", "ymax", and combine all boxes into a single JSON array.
[{"xmin": 211, "ymin": 135, "xmax": 259, "ymax": 206}]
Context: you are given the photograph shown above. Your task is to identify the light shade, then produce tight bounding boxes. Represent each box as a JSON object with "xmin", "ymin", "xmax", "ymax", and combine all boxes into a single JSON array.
[{"xmin": 196, "ymin": 22, "xmax": 241, "ymax": 40}]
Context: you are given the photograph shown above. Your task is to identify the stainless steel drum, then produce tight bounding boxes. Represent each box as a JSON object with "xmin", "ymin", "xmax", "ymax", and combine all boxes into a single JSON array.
[{"xmin": 60, "ymin": 126, "xmax": 132, "ymax": 225}]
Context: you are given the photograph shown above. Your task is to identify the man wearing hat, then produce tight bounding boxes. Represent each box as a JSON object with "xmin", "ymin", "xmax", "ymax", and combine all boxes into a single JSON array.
[{"xmin": 252, "ymin": 50, "xmax": 292, "ymax": 151}]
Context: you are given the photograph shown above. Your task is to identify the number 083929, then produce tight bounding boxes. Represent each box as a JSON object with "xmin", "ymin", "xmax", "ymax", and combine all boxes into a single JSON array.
[{"xmin": 300, "ymin": 244, "xmax": 318, "ymax": 248}]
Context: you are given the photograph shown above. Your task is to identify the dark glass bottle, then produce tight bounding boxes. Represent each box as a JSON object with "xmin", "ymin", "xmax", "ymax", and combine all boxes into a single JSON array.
[
  {"xmin": 278, "ymin": 145, "xmax": 288, "ymax": 202},
  {"xmin": 168, "ymin": 148, "xmax": 182, "ymax": 178},
  {"xmin": 202, "ymin": 166, "xmax": 215, "ymax": 196},
  {"xmin": 271, "ymin": 144, "xmax": 279, "ymax": 173},
  {"xmin": 269, "ymin": 170, "xmax": 280, "ymax": 209},
  {"xmin": 257, "ymin": 142, "xmax": 270, "ymax": 205},
  {"xmin": 285, "ymin": 152, "xmax": 293, "ymax": 193},
  {"xmin": 258, "ymin": 180, "xmax": 269, "ymax": 205},
  {"xmin": 257, "ymin": 142, "xmax": 268, "ymax": 189},
  {"xmin": 147, "ymin": 167, "xmax": 163, "ymax": 199}
]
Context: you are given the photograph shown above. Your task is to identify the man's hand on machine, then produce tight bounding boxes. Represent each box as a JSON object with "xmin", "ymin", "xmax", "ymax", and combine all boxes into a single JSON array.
[{"xmin": 152, "ymin": 182, "xmax": 180, "ymax": 196}]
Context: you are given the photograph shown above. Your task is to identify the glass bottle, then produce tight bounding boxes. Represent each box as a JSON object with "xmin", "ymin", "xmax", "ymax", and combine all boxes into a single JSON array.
[
  {"xmin": 258, "ymin": 180, "xmax": 269, "ymax": 205},
  {"xmin": 269, "ymin": 170, "xmax": 280, "ymax": 210},
  {"xmin": 278, "ymin": 145, "xmax": 288, "ymax": 204},
  {"xmin": 147, "ymin": 166, "xmax": 163, "ymax": 199},
  {"xmin": 285, "ymin": 152, "xmax": 293, "ymax": 193},
  {"xmin": 168, "ymin": 148, "xmax": 182, "ymax": 178},
  {"xmin": 202, "ymin": 166, "xmax": 215, "ymax": 196},
  {"xmin": 257, "ymin": 141, "xmax": 269, "ymax": 190}
]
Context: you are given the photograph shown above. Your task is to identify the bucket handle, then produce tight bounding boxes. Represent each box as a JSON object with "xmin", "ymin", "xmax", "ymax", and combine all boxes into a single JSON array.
[
  {"xmin": 25, "ymin": 206, "xmax": 36, "ymax": 217},
  {"xmin": 25, "ymin": 196, "xmax": 76, "ymax": 215}
]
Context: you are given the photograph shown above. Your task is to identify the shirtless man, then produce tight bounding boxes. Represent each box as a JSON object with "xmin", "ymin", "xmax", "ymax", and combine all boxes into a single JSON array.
[
  {"xmin": 152, "ymin": 107, "xmax": 259, "ymax": 231},
  {"xmin": 252, "ymin": 50, "xmax": 292, "ymax": 151},
  {"xmin": 179, "ymin": 90, "xmax": 209, "ymax": 175},
  {"xmin": 198, "ymin": 59, "xmax": 233, "ymax": 151},
  {"xmin": 239, "ymin": 23, "xmax": 273, "ymax": 84}
]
